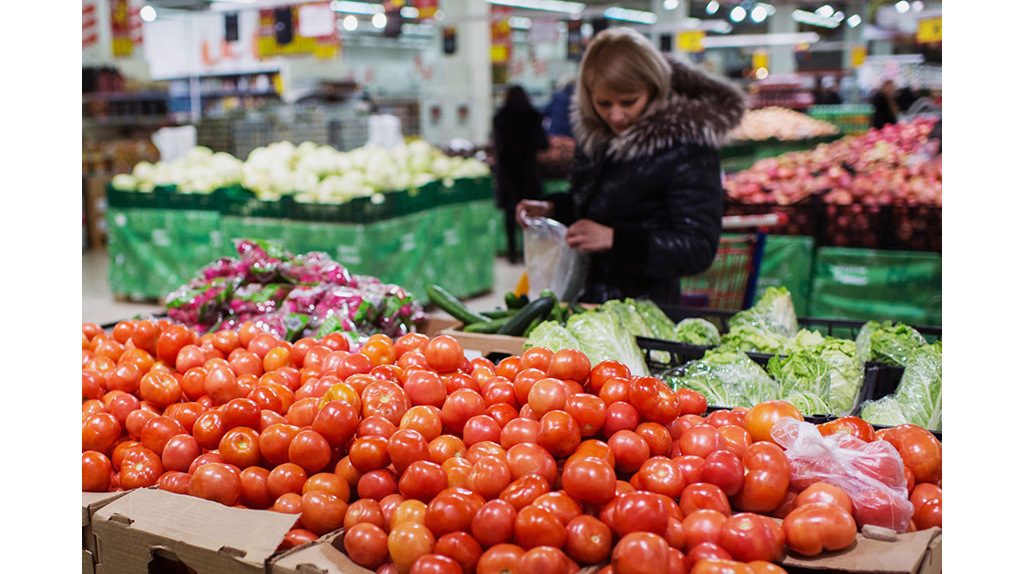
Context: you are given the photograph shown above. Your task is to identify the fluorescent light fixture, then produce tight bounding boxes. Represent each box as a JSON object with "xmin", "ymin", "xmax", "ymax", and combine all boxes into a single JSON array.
[
  {"xmin": 792, "ymin": 9, "xmax": 840, "ymax": 28},
  {"xmin": 816, "ymin": 5, "xmax": 834, "ymax": 18},
  {"xmin": 705, "ymin": 20, "xmax": 733, "ymax": 34},
  {"xmin": 833, "ymin": 11, "xmax": 844, "ymax": 21},
  {"xmin": 895, "ymin": 1, "xmax": 910, "ymax": 13},
  {"xmin": 701, "ymin": 32, "xmax": 820, "ymax": 48},
  {"xmin": 911, "ymin": 0, "xmax": 924, "ymax": 11},
  {"xmin": 140, "ymin": 5, "xmax": 156, "ymax": 22},
  {"xmin": 509, "ymin": 16, "xmax": 532, "ymax": 29},
  {"xmin": 207, "ymin": 0, "xmax": 255, "ymax": 10},
  {"xmin": 400, "ymin": 6, "xmax": 419, "ymax": 18},
  {"xmin": 706, "ymin": 1, "xmax": 720, "ymax": 16},
  {"xmin": 751, "ymin": 5, "xmax": 768, "ymax": 23},
  {"xmin": 372, "ymin": 12, "xmax": 387, "ymax": 28},
  {"xmin": 604, "ymin": 7, "xmax": 657, "ymax": 25},
  {"xmin": 486, "ymin": 0, "xmax": 585, "ymax": 15},
  {"xmin": 730, "ymin": 6, "xmax": 747, "ymax": 22},
  {"xmin": 764, "ymin": 3, "xmax": 776, "ymax": 16},
  {"xmin": 331, "ymin": 1, "xmax": 382, "ymax": 15},
  {"xmin": 663, "ymin": 0, "xmax": 680, "ymax": 10},
  {"xmin": 755, "ymin": 67, "xmax": 769, "ymax": 80},
  {"xmin": 581, "ymin": 22, "xmax": 594, "ymax": 37},
  {"xmin": 847, "ymin": 14, "xmax": 862, "ymax": 27},
  {"xmin": 342, "ymin": 14, "xmax": 358, "ymax": 30}
]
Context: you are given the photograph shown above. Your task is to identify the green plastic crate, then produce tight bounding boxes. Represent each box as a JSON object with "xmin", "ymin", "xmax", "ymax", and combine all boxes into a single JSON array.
[
  {"xmin": 289, "ymin": 192, "xmax": 397, "ymax": 223},
  {"xmin": 220, "ymin": 187, "xmax": 290, "ymax": 218},
  {"xmin": 396, "ymin": 182, "xmax": 438, "ymax": 216},
  {"xmin": 434, "ymin": 179, "xmax": 469, "ymax": 206},
  {"xmin": 461, "ymin": 176, "xmax": 494, "ymax": 202},
  {"xmin": 106, "ymin": 183, "xmax": 159, "ymax": 209},
  {"xmin": 157, "ymin": 186, "xmax": 223, "ymax": 211}
]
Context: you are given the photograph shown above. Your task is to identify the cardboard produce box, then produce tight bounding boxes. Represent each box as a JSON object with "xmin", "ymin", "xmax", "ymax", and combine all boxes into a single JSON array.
[
  {"xmin": 83, "ymin": 491, "xmax": 130, "ymax": 574},
  {"xmin": 780, "ymin": 527, "xmax": 941, "ymax": 574},
  {"xmin": 270, "ymin": 530, "xmax": 373, "ymax": 574},
  {"xmin": 91, "ymin": 487, "xmax": 302, "ymax": 574},
  {"xmin": 416, "ymin": 315, "xmax": 461, "ymax": 338},
  {"xmin": 440, "ymin": 326, "xmax": 528, "ymax": 358}
]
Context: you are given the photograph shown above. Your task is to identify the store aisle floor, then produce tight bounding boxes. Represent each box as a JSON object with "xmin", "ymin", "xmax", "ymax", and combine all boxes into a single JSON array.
[{"xmin": 82, "ymin": 248, "xmax": 526, "ymax": 326}]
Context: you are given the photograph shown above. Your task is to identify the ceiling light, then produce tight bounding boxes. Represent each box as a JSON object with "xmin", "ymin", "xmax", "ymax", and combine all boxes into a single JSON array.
[
  {"xmin": 663, "ymin": 0, "xmax": 680, "ymax": 10},
  {"xmin": 755, "ymin": 67, "xmax": 769, "ymax": 80},
  {"xmin": 847, "ymin": 14, "xmax": 862, "ymax": 27},
  {"xmin": 895, "ymin": 1, "xmax": 910, "ymax": 14},
  {"xmin": 816, "ymin": 5, "xmax": 834, "ymax": 18},
  {"xmin": 486, "ymin": 0, "xmax": 586, "ymax": 14},
  {"xmin": 706, "ymin": 1, "xmax": 720, "ymax": 16},
  {"xmin": 342, "ymin": 15, "xmax": 358, "ymax": 30},
  {"xmin": 834, "ymin": 11, "xmax": 844, "ymax": 21},
  {"xmin": 372, "ymin": 12, "xmax": 387, "ymax": 28},
  {"xmin": 330, "ymin": 1, "xmax": 381, "ymax": 15},
  {"xmin": 911, "ymin": 0, "xmax": 924, "ymax": 11},
  {"xmin": 751, "ymin": 5, "xmax": 768, "ymax": 23},
  {"xmin": 400, "ymin": 6, "xmax": 419, "ymax": 18},
  {"xmin": 509, "ymin": 16, "xmax": 532, "ymax": 29},
  {"xmin": 604, "ymin": 7, "xmax": 657, "ymax": 24},
  {"xmin": 701, "ymin": 32, "xmax": 820, "ymax": 48},
  {"xmin": 140, "ymin": 5, "xmax": 156, "ymax": 22},
  {"xmin": 792, "ymin": 9, "xmax": 840, "ymax": 29},
  {"xmin": 730, "ymin": 6, "xmax": 747, "ymax": 22}
]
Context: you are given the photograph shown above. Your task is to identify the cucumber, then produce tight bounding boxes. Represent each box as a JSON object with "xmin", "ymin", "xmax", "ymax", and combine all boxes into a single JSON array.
[
  {"xmin": 463, "ymin": 316, "xmax": 513, "ymax": 333},
  {"xmin": 427, "ymin": 285, "xmax": 490, "ymax": 325},
  {"xmin": 482, "ymin": 309, "xmax": 515, "ymax": 319},
  {"xmin": 498, "ymin": 296, "xmax": 556, "ymax": 336},
  {"xmin": 505, "ymin": 292, "xmax": 528, "ymax": 310}
]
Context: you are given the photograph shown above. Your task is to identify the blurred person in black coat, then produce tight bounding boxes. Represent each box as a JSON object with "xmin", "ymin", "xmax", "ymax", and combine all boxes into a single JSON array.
[{"xmin": 493, "ymin": 85, "xmax": 549, "ymax": 264}]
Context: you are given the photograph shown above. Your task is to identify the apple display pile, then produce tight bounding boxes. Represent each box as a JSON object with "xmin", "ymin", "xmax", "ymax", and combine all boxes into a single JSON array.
[
  {"xmin": 109, "ymin": 140, "xmax": 491, "ymax": 204},
  {"xmin": 729, "ymin": 107, "xmax": 839, "ymax": 142},
  {"xmin": 726, "ymin": 118, "xmax": 941, "ymax": 207},
  {"xmin": 83, "ymin": 319, "xmax": 942, "ymax": 574}
]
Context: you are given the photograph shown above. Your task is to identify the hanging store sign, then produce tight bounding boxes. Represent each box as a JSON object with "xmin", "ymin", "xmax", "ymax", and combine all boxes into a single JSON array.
[
  {"xmin": 83, "ymin": 1, "xmax": 98, "ymax": 48},
  {"xmin": 491, "ymin": 4, "xmax": 513, "ymax": 64},
  {"xmin": 257, "ymin": 3, "xmax": 338, "ymax": 60},
  {"xmin": 917, "ymin": 17, "xmax": 941, "ymax": 44},
  {"xmin": 676, "ymin": 30, "xmax": 705, "ymax": 53},
  {"xmin": 111, "ymin": 0, "xmax": 133, "ymax": 57}
]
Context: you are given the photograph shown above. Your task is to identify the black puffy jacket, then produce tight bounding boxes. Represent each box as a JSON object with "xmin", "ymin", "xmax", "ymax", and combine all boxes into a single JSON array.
[{"xmin": 547, "ymin": 58, "xmax": 746, "ymax": 306}]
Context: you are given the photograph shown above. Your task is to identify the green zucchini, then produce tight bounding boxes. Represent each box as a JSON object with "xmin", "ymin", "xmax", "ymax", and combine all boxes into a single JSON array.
[
  {"xmin": 482, "ymin": 309, "xmax": 515, "ymax": 319},
  {"xmin": 427, "ymin": 285, "xmax": 490, "ymax": 325},
  {"xmin": 505, "ymin": 292, "xmax": 529, "ymax": 310},
  {"xmin": 498, "ymin": 296, "xmax": 556, "ymax": 336},
  {"xmin": 463, "ymin": 316, "xmax": 513, "ymax": 333}
]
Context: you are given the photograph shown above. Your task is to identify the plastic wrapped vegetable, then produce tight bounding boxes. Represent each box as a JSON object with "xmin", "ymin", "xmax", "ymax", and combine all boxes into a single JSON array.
[
  {"xmin": 782, "ymin": 328, "xmax": 827, "ymax": 355},
  {"xmin": 720, "ymin": 325, "xmax": 788, "ymax": 355},
  {"xmin": 565, "ymin": 310, "xmax": 650, "ymax": 377},
  {"xmin": 783, "ymin": 391, "xmax": 833, "ymax": 416},
  {"xmin": 767, "ymin": 351, "xmax": 831, "ymax": 400},
  {"xmin": 817, "ymin": 338, "xmax": 865, "ymax": 416},
  {"xmin": 892, "ymin": 345, "xmax": 942, "ymax": 430},
  {"xmin": 165, "ymin": 277, "xmax": 240, "ymax": 332},
  {"xmin": 662, "ymin": 349, "xmax": 779, "ymax": 408},
  {"xmin": 855, "ymin": 320, "xmax": 928, "ymax": 366},
  {"xmin": 729, "ymin": 286, "xmax": 798, "ymax": 338},
  {"xmin": 858, "ymin": 396, "xmax": 911, "ymax": 427},
  {"xmin": 771, "ymin": 418, "xmax": 915, "ymax": 532},
  {"xmin": 631, "ymin": 298, "xmax": 678, "ymax": 342},
  {"xmin": 603, "ymin": 299, "xmax": 668, "ymax": 365},
  {"xmin": 673, "ymin": 318, "xmax": 721, "ymax": 346},
  {"xmin": 524, "ymin": 321, "xmax": 583, "ymax": 352}
]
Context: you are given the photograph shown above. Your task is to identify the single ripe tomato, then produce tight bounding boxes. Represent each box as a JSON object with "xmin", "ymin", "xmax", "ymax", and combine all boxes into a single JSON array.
[
  {"xmin": 434, "ymin": 531, "xmax": 484, "ymax": 574},
  {"xmin": 880, "ymin": 424, "xmax": 942, "ymax": 485},
  {"xmin": 299, "ymin": 490, "xmax": 349, "ymax": 535},
  {"xmin": 795, "ymin": 482, "xmax": 854, "ymax": 515},
  {"xmin": 345, "ymin": 523, "xmax": 391, "ymax": 570},
  {"xmin": 680, "ymin": 482, "xmax": 731, "ymax": 516},
  {"xmin": 680, "ymin": 509, "xmax": 728, "ymax": 552},
  {"xmin": 424, "ymin": 336, "xmax": 463, "ymax": 373},
  {"xmin": 547, "ymin": 349, "xmax": 591, "ymax": 383},
  {"xmin": 731, "ymin": 442, "xmax": 790, "ymax": 514},
  {"xmin": 471, "ymin": 499, "xmax": 517, "ymax": 548},
  {"xmin": 629, "ymin": 376, "xmax": 681, "ymax": 424},
  {"xmin": 188, "ymin": 462, "xmax": 241, "ymax": 506},
  {"xmin": 679, "ymin": 425, "xmax": 724, "ymax": 459},
  {"xmin": 743, "ymin": 401, "xmax": 804, "ymax": 445},
  {"xmin": 607, "ymin": 430, "xmax": 650, "ymax": 475},
  {"xmin": 514, "ymin": 505, "xmax": 566, "ymax": 550},
  {"xmin": 783, "ymin": 502, "xmax": 858, "ymax": 556},
  {"xmin": 83, "ymin": 451, "xmax": 113, "ymax": 492},
  {"xmin": 718, "ymin": 512, "xmax": 785, "ymax": 563},
  {"xmin": 565, "ymin": 514, "xmax": 613, "ymax": 565},
  {"xmin": 818, "ymin": 416, "xmax": 876, "ymax": 443},
  {"xmin": 914, "ymin": 498, "xmax": 942, "ymax": 530},
  {"xmin": 477, "ymin": 544, "xmax": 525, "ymax": 574},
  {"xmin": 611, "ymin": 532, "xmax": 670, "ymax": 574},
  {"xmin": 637, "ymin": 457, "xmax": 686, "ymax": 499},
  {"xmin": 561, "ymin": 456, "xmax": 616, "ymax": 505},
  {"xmin": 700, "ymin": 450, "xmax": 745, "ymax": 497},
  {"xmin": 388, "ymin": 522, "xmax": 436, "ymax": 574}
]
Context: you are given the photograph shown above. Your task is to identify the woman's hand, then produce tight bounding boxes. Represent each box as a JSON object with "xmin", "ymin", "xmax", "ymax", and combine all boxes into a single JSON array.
[
  {"xmin": 566, "ymin": 219, "xmax": 614, "ymax": 252},
  {"xmin": 516, "ymin": 200, "xmax": 555, "ymax": 227}
]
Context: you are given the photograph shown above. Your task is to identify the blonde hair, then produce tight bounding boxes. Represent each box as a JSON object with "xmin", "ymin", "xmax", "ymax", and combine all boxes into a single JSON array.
[{"xmin": 575, "ymin": 28, "xmax": 673, "ymax": 128}]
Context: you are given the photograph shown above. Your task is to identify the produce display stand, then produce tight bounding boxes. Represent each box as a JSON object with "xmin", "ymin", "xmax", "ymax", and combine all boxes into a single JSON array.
[{"xmin": 105, "ymin": 177, "xmax": 500, "ymax": 304}]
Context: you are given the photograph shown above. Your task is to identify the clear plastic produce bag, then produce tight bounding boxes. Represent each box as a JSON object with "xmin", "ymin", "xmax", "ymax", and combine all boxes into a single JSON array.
[
  {"xmin": 771, "ymin": 418, "xmax": 915, "ymax": 533},
  {"xmin": 522, "ymin": 215, "xmax": 589, "ymax": 304}
]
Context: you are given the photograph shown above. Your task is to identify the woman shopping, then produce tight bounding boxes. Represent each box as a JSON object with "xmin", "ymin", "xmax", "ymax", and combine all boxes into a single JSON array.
[{"xmin": 516, "ymin": 28, "xmax": 745, "ymax": 306}]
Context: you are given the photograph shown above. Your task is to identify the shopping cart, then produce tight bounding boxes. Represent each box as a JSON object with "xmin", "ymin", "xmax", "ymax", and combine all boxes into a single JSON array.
[{"xmin": 679, "ymin": 213, "xmax": 787, "ymax": 311}]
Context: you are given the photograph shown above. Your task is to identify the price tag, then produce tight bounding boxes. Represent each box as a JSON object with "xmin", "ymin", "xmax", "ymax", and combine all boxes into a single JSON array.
[
  {"xmin": 917, "ymin": 17, "xmax": 941, "ymax": 43},
  {"xmin": 852, "ymin": 45, "xmax": 867, "ymax": 68}
]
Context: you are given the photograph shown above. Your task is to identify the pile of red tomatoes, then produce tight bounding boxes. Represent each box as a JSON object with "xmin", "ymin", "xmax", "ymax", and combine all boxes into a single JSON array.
[{"xmin": 82, "ymin": 319, "xmax": 942, "ymax": 574}]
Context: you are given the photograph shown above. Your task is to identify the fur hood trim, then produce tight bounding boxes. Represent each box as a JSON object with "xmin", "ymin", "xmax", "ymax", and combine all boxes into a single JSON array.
[{"xmin": 572, "ymin": 57, "xmax": 746, "ymax": 161}]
